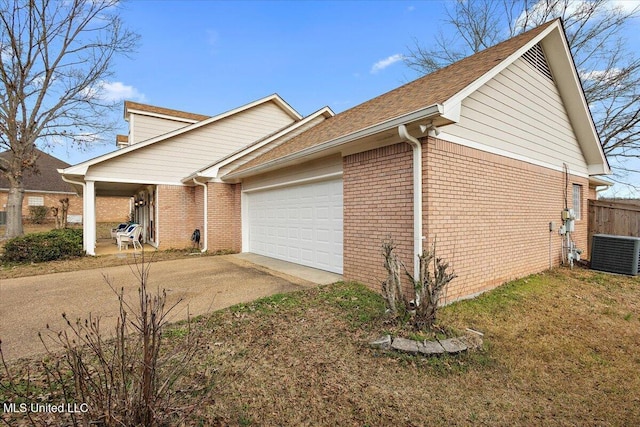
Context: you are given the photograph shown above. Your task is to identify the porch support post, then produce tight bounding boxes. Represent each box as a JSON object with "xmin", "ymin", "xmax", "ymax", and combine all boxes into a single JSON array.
[{"xmin": 84, "ymin": 180, "xmax": 97, "ymax": 255}]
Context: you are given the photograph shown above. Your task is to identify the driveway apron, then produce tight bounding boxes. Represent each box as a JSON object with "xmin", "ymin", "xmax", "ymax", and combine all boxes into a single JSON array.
[{"xmin": 0, "ymin": 255, "xmax": 313, "ymax": 361}]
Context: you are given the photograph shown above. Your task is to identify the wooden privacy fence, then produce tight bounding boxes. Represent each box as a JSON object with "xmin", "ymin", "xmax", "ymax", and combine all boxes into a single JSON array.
[{"xmin": 588, "ymin": 200, "xmax": 640, "ymax": 256}]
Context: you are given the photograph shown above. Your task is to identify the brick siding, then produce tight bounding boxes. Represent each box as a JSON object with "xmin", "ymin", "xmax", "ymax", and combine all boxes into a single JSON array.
[
  {"xmin": 343, "ymin": 138, "xmax": 590, "ymax": 301},
  {"xmin": 156, "ymin": 184, "xmax": 199, "ymax": 249},
  {"xmin": 207, "ymin": 182, "xmax": 241, "ymax": 252},
  {"xmin": 95, "ymin": 197, "xmax": 131, "ymax": 222},
  {"xmin": 0, "ymin": 192, "xmax": 129, "ymax": 223},
  {"xmin": 343, "ymin": 143, "xmax": 415, "ymax": 294},
  {"xmin": 424, "ymin": 137, "xmax": 589, "ymax": 301}
]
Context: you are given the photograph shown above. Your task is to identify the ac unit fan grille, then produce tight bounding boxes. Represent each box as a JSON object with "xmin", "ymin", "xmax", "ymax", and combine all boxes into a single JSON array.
[{"xmin": 591, "ymin": 234, "xmax": 640, "ymax": 276}]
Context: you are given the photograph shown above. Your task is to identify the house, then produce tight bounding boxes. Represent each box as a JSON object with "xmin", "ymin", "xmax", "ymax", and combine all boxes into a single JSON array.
[
  {"xmin": 60, "ymin": 19, "xmax": 609, "ymax": 300},
  {"xmin": 0, "ymin": 149, "xmax": 129, "ymax": 225}
]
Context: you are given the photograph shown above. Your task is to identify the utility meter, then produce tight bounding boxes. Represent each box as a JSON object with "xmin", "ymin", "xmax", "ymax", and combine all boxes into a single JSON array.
[{"xmin": 562, "ymin": 209, "xmax": 576, "ymax": 220}]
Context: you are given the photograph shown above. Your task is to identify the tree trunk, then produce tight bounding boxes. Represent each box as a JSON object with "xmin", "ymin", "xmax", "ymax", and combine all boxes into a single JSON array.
[{"xmin": 4, "ymin": 182, "xmax": 24, "ymax": 239}]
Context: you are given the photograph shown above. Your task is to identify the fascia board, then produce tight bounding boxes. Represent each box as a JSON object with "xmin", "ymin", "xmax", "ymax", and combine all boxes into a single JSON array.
[
  {"xmin": 444, "ymin": 21, "xmax": 561, "ymax": 114},
  {"xmin": 126, "ymin": 108, "xmax": 201, "ymax": 124},
  {"xmin": 540, "ymin": 28, "xmax": 610, "ymax": 174},
  {"xmin": 588, "ymin": 175, "xmax": 613, "ymax": 187},
  {"xmin": 190, "ymin": 106, "xmax": 335, "ymax": 181},
  {"xmin": 270, "ymin": 94, "xmax": 304, "ymax": 121},
  {"xmin": 588, "ymin": 163, "xmax": 610, "ymax": 176},
  {"xmin": 59, "ymin": 164, "xmax": 89, "ymax": 176},
  {"xmin": 223, "ymin": 103, "xmax": 443, "ymax": 180}
]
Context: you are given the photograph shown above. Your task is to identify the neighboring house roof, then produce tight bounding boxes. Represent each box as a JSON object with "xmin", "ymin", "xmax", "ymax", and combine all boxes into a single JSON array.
[
  {"xmin": 62, "ymin": 94, "xmax": 302, "ymax": 177},
  {"xmin": 226, "ymin": 19, "xmax": 608, "ymax": 179},
  {"xmin": 124, "ymin": 101, "xmax": 211, "ymax": 122},
  {"xmin": 0, "ymin": 149, "xmax": 74, "ymax": 193}
]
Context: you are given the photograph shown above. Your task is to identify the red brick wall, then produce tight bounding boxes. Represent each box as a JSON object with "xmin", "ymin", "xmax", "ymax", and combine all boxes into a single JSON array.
[
  {"xmin": 424, "ymin": 137, "xmax": 589, "ymax": 301},
  {"xmin": 343, "ymin": 143, "xmax": 415, "ymax": 293},
  {"xmin": 207, "ymin": 182, "xmax": 241, "ymax": 252},
  {"xmin": 156, "ymin": 184, "xmax": 199, "ymax": 249},
  {"xmin": 342, "ymin": 138, "xmax": 590, "ymax": 302},
  {"xmin": 0, "ymin": 192, "xmax": 129, "ymax": 223}
]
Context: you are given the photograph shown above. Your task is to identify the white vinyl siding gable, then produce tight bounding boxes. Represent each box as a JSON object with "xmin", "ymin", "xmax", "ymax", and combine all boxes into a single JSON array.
[
  {"xmin": 87, "ymin": 101, "xmax": 296, "ymax": 183},
  {"xmin": 219, "ymin": 114, "xmax": 329, "ymax": 177},
  {"xmin": 444, "ymin": 56, "xmax": 588, "ymax": 176},
  {"xmin": 130, "ymin": 115, "xmax": 195, "ymax": 144}
]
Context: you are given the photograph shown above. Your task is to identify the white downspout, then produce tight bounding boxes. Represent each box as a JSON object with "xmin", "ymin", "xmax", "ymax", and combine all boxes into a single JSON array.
[
  {"xmin": 398, "ymin": 124, "xmax": 424, "ymax": 279},
  {"xmin": 193, "ymin": 177, "xmax": 208, "ymax": 252}
]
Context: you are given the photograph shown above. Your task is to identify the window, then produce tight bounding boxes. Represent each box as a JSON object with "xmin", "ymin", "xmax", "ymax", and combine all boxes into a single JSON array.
[
  {"xmin": 572, "ymin": 184, "xmax": 582, "ymax": 220},
  {"xmin": 27, "ymin": 196, "xmax": 44, "ymax": 206}
]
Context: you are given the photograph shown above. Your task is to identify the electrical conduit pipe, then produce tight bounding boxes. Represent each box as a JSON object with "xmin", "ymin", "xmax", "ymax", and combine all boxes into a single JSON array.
[{"xmin": 398, "ymin": 124, "xmax": 424, "ymax": 280}]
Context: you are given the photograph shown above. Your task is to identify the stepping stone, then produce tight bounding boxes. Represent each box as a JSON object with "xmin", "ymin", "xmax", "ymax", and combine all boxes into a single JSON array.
[
  {"xmin": 438, "ymin": 338, "xmax": 468, "ymax": 354},
  {"xmin": 418, "ymin": 340, "xmax": 445, "ymax": 355},
  {"xmin": 369, "ymin": 335, "xmax": 392, "ymax": 350},
  {"xmin": 391, "ymin": 337, "xmax": 420, "ymax": 353}
]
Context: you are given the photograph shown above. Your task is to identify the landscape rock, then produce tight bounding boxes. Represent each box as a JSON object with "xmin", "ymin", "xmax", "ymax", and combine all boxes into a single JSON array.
[
  {"xmin": 374, "ymin": 330, "xmax": 484, "ymax": 357},
  {"xmin": 438, "ymin": 338, "xmax": 468, "ymax": 354},
  {"xmin": 417, "ymin": 340, "xmax": 445, "ymax": 355},
  {"xmin": 459, "ymin": 333, "xmax": 483, "ymax": 350},
  {"xmin": 369, "ymin": 334, "xmax": 392, "ymax": 350},
  {"xmin": 391, "ymin": 337, "xmax": 420, "ymax": 353}
]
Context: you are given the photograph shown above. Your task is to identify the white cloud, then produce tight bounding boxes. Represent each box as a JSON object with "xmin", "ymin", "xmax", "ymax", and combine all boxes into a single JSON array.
[
  {"xmin": 100, "ymin": 81, "xmax": 146, "ymax": 102},
  {"xmin": 514, "ymin": 0, "xmax": 640, "ymax": 32},
  {"xmin": 371, "ymin": 54, "xmax": 405, "ymax": 74},
  {"xmin": 580, "ymin": 68, "xmax": 623, "ymax": 83},
  {"xmin": 83, "ymin": 81, "xmax": 146, "ymax": 102},
  {"xmin": 610, "ymin": 0, "xmax": 640, "ymax": 13}
]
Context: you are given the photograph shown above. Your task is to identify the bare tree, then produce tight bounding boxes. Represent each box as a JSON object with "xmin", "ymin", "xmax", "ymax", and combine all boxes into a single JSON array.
[
  {"xmin": 0, "ymin": 0, "xmax": 138, "ymax": 238},
  {"xmin": 406, "ymin": 0, "xmax": 640, "ymax": 192}
]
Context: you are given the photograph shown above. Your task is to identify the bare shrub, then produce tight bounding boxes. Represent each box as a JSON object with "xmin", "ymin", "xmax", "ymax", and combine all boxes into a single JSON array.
[
  {"xmin": 381, "ymin": 238, "xmax": 405, "ymax": 315},
  {"xmin": 0, "ymin": 251, "xmax": 205, "ymax": 426},
  {"xmin": 382, "ymin": 238, "xmax": 457, "ymax": 330},
  {"xmin": 405, "ymin": 240, "xmax": 457, "ymax": 330}
]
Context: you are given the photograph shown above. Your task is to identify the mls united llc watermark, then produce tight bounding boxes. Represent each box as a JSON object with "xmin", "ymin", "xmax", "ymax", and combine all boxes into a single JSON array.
[{"xmin": 3, "ymin": 402, "xmax": 89, "ymax": 414}]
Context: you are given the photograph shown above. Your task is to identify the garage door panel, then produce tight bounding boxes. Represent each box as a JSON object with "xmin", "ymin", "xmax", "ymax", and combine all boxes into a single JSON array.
[{"xmin": 247, "ymin": 178, "xmax": 343, "ymax": 274}]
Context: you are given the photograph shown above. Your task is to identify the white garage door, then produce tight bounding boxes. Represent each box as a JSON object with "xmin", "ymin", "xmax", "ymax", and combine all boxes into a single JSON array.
[{"xmin": 246, "ymin": 178, "xmax": 343, "ymax": 274}]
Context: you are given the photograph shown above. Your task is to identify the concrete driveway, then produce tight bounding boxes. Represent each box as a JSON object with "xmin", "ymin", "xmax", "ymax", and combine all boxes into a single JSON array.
[{"xmin": 0, "ymin": 254, "xmax": 340, "ymax": 361}]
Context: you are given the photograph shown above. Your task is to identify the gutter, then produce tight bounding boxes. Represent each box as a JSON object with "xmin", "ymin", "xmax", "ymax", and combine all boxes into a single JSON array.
[
  {"xmin": 193, "ymin": 175, "xmax": 208, "ymax": 252},
  {"xmin": 397, "ymin": 125, "xmax": 424, "ymax": 280},
  {"xmin": 224, "ymin": 104, "xmax": 443, "ymax": 181}
]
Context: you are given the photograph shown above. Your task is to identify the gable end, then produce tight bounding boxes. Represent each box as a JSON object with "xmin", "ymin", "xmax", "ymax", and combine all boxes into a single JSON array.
[{"xmin": 522, "ymin": 43, "xmax": 554, "ymax": 82}]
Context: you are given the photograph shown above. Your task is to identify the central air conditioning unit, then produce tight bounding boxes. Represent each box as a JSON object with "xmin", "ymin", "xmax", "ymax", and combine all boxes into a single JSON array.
[{"xmin": 591, "ymin": 234, "xmax": 640, "ymax": 276}]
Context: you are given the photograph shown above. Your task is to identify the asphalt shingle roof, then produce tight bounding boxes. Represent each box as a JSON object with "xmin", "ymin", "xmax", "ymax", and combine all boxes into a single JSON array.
[
  {"xmin": 0, "ymin": 149, "xmax": 74, "ymax": 193},
  {"xmin": 231, "ymin": 20, "xmax": 556, "ymax": 174}
]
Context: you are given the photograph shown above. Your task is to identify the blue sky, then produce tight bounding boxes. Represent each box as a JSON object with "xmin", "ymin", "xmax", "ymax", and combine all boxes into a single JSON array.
[
  {"xmin": 48, "ymin": 0, "xmax": 640, "ymax": 195},
  {"xmin": 50, "ymin": 1, "xmax": 445, "ymax": 163}
]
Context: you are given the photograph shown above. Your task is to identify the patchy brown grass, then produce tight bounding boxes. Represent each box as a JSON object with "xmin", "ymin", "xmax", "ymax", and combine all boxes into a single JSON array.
[{"xmin": 2, "ymin": 267, "xmax": 640, "ymax": 426}]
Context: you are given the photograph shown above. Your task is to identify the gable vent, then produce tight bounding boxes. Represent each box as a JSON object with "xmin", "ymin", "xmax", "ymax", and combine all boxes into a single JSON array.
[
  {"xmin": 591, "ymin": 234, "xmax": 640, "ymax": 276},
  {"xmin": 522, "ymin": 43, "xmax": 554, "ymax": 81}
]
